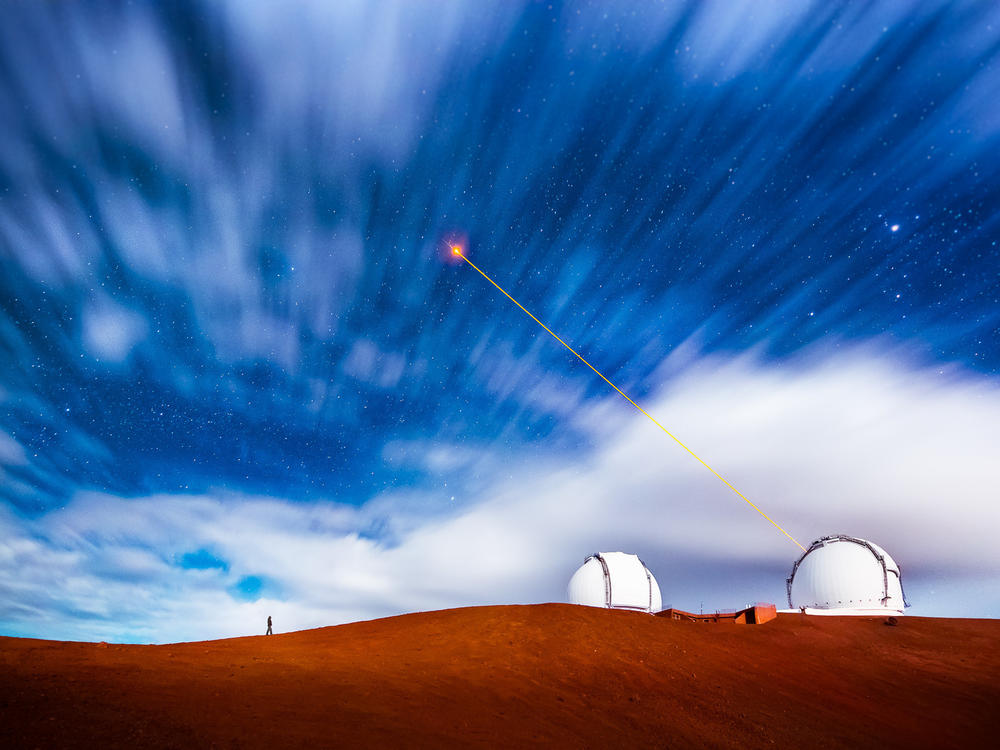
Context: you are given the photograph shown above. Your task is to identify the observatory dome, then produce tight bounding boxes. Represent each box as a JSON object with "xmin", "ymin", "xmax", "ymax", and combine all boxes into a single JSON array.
[
  {"xmin": 567, "ymin": 552, "xmax": 662, "ymax": 613},
  {"xmin": 787, "ymin": 535, "xmax": 906, "ymax": 615}
]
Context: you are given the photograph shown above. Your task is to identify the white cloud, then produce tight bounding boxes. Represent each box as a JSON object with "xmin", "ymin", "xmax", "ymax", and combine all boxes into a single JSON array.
[
  {"xmin": 2, "ymin": 345, "xmax": 998, "ymax": 643},
  {"xmin": 343, "ymin": 340, "xmax": 407, "ymax": 389},
  {"xmin": 220, "ymin": 0, "xmax": 522, "ymax": 164},
  {"xmin": 0, "ymin": 430, "xmax": 27, "ymax": 466},
  {"xmin": 82, "ymin": 296, "xmax": 149, "ymax": 363}
]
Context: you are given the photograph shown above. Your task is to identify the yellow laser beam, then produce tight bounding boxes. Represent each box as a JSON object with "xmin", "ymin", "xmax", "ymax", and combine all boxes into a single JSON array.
[{"xmin": 453, "ymin": 248, "xmax": 805, "ymax": 552}]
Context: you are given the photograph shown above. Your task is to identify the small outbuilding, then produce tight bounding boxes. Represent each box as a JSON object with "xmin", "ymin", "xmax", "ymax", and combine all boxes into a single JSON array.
[
  {"xmin": 567, "ymin": 551, "xmax": 662, "ymax": 613},
  {"xmin": 787, "ymin": 534, "xmax": 907, "ymax": 615},
  {"xmin": 657, "ymin": 603, "xmax": 777, "ymax": 625}
]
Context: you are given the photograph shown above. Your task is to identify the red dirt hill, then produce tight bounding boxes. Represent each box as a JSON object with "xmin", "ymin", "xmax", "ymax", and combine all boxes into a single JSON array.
[{"xmin": 2, "ymin": 604, "xmax": 998, "ymax": 748}]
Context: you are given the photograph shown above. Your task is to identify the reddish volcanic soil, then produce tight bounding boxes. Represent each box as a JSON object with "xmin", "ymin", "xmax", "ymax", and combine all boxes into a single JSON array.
[{"xmin": 2, "ymin": 605, "xmax": 998, "ymax": 749}]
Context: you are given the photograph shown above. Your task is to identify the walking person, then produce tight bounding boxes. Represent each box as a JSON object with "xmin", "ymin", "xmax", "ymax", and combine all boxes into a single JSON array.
[{"xmin": 266, "ymin": 615, "xmax": 273, "ymax": 635}]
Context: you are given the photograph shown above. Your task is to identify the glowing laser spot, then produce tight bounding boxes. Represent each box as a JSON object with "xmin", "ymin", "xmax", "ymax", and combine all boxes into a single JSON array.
[{"xmin": 453, "ymin": 247, "xmax": 806, "ymax": 552}]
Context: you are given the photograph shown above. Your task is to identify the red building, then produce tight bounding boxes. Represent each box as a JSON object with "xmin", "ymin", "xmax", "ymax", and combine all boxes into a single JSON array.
[{"xmin": 656, "ymin": 603, "xmax": 777, "ymax": 625}]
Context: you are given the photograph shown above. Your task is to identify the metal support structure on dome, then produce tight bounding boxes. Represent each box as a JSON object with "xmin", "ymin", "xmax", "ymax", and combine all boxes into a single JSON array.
[
  {"xmin": 639, "ymin": 558, "xmax": 654, "ymax": 612},
  {"xmin": 591, "ymin": 553, "xmax": 613, "ymax": 608}
]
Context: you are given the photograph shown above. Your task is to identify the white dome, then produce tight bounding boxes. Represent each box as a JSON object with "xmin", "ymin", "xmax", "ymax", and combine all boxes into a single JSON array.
[
  {"xmin": 567, "ymin": 552, "xmax": 662, "ymax": 613},
  {"xmin": 787, "ymin": 535, "xmax": 907, "ymax": 614}
]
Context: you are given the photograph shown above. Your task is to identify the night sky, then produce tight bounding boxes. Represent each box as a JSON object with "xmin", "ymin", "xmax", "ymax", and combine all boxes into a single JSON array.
[{"xmin": 2, "ymin": 0, "xmax": 999, "ymax": 643}]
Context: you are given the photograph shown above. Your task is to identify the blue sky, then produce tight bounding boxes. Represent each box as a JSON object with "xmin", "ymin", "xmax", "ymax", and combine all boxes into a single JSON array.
[{"xmin": 1, "ymin": 0, "xmax": 998, "ymax": 642}]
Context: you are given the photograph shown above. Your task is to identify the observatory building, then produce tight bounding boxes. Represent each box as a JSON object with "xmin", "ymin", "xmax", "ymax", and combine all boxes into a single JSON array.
[
  {"xmin": 787, "ymin": 535, "xmax": 907, "ymax": 615},
  {"xmin": 568, "ymin": 552, "xmax": 662, "ymax": 613}
]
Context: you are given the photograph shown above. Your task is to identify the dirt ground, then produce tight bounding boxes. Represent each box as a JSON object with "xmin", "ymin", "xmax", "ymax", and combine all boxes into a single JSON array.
[{"xmin": 1, "ymin": 604, "xmax": 998, "ymax": 748}]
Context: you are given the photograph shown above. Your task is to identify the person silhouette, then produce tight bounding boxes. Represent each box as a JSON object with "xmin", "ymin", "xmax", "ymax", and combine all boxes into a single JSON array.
[{"xmin": 266, "ymin": 615, "xmax": 273, "ymax": 635}]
